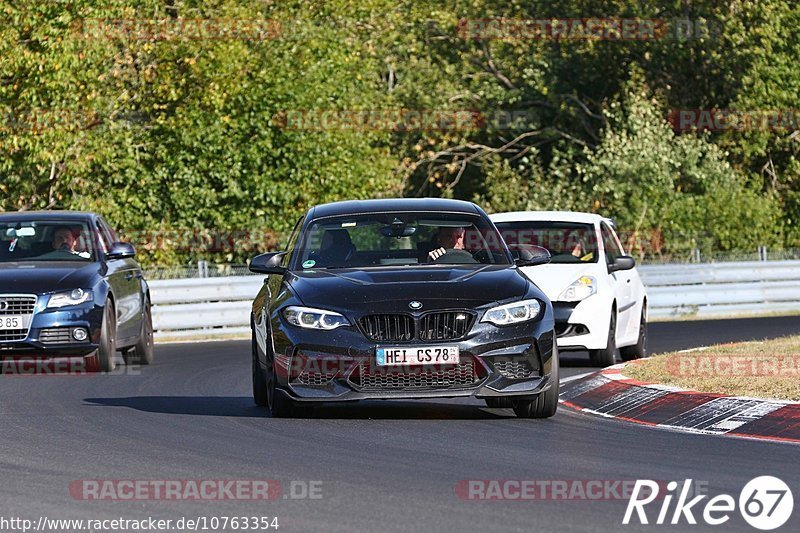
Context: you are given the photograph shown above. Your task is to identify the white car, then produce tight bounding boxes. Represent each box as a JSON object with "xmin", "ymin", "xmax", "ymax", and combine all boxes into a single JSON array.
[{"xmin": 490, "ymin": 211, "xmax": 647, "ymax": 367}]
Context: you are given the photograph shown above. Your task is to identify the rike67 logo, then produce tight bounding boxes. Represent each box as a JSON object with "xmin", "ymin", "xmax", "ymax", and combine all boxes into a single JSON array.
[{"xmin": 624, "ymin": 477, "xmax": 793, "ymax": 530}]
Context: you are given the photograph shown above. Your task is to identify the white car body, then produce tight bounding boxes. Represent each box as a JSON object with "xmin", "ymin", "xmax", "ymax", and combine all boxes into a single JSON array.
[{"xmin": 490, "ymin": 211, "xmax": 647, "ymax": 354}]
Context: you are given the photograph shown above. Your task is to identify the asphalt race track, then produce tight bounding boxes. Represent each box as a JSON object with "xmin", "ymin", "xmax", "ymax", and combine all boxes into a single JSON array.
[{"xmin": 1, "ymin": 316, "xmax": 799, "ymax": 532}]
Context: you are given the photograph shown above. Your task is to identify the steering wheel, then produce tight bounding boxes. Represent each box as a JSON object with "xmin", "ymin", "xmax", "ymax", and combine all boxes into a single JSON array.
[{"xmin": 432, "ymin": 249, "xmax": 479, "ymax": 264}]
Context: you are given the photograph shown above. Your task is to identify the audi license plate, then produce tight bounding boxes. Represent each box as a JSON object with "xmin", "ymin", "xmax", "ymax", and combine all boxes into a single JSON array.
[
  {"xmin": 0, "ymin": 316, "xmax": 24, "ymax": 330},
  {"xmin": 376, "ymin": 346, "xmax": 460, "ymax": 366}
]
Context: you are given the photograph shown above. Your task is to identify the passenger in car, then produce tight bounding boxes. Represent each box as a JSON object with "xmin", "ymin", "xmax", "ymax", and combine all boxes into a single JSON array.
[{"xmin": 318, "ymin": 229, "xmax": 356, "ymax": 267}]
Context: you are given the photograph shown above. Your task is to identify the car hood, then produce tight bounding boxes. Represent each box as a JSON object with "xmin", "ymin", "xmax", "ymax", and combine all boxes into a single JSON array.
[
  {"xmin": 519, "ymin": 263, "xmax": 599, "ymax": 301},
  {"xmin": 0, "ymin": 262, "xmax": 102, "ymax": 294},
  {"xmin": 287, "ymin": 265, "xmax": 531, "ymax": 311}
]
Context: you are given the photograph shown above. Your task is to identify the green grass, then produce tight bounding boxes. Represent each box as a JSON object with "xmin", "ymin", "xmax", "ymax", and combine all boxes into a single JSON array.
[{"xmin": 625, "ymin": 335, "xmax": 800, "ymax": 401}]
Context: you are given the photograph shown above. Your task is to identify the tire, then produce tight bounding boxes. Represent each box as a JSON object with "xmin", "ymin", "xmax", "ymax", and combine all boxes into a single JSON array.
[
  {"xmin": 125, "ymin": 300, "xmax": 154, "ymax": 365},
  {"xmin": 266, "ymin": 357, "xmax": 295, "ymax": 418},
  {"xmin": 484, "ymin": 398, "xmax": 513, "ymax": 409},
  {"xmin": 257, "ymin": 332, "xmax": 295, "ymax": 418},
  {"xmin": 620, "ymin": 307, "xmax": 648, "ymax": 361},
  {"xmin": 252, "ymin": 331, "xmax": 268, "ymax": 407},
  {"xmin": 512, "ymin": 344, "xmax": 559, "ymax": 419},
  {"xmin": 589, "ymin": 309, "xmax": 617, "ymax": 367},
  {"xmin": 96, "ymin": 302, "xmax": 117, "ymax": 373}
]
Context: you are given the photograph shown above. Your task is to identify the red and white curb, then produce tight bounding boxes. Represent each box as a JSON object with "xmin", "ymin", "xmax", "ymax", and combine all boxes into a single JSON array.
[{"xmin": 559, "ymin": 363, "xmax": 800, "ymax": 444}]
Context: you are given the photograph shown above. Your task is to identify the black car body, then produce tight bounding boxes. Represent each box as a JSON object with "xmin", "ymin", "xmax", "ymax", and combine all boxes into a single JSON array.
[
  {"xmin": 0, "ymin": 211, "xmax": 153, "ymax": 372},
  {"xmin": 249, "ymin": 199, "xmax": 558, "ymax": 418}
]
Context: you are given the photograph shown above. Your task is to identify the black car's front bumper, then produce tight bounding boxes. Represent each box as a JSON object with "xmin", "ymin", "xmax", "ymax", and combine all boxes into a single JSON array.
[{"xmin": 266, "ymin": 315, "xmax": 556, "ymax": 403}]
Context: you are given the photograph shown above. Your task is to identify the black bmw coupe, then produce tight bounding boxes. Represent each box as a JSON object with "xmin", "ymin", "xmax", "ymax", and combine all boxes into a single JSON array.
[
  {"xmin": 0, "ymin": 211, "xmax": 153, "ymax": 372},
  {"xmin": 249, "ymin": 198, "xmax": 557, "ymax": 418}
]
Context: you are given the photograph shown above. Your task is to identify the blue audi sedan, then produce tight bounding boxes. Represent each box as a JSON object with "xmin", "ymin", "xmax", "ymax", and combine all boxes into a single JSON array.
[{"xmin": 0, "ymin": 211, "xmax": 153, "ymax": 372}]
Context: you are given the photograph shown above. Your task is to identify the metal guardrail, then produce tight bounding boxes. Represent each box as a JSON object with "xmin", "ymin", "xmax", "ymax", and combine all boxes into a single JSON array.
[
  {"xmin": 639, "ymin": 260, "xmax": 800, "ymax": 319},
  {"xmin": 150, "ymin": 260, "xmax": 800, "ymax": 339}
]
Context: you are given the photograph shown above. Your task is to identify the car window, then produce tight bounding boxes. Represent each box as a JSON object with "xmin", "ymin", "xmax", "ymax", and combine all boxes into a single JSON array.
[
  {"xmin": 293, "ymin": 212, "xmax": 511, "ymax": 269},
  {"xmin": 494, "ymin": 221, "xmax": 598, "ymax": 264},
  {"xmin": 98, "ymin": 218, "xmax": 117, "ymax": 245},
  {"xmin": 283, "ymin": 217, "xmax": 304, "ymax": 266},
  {"xmin": 0, "ymin": 219, "xmax": 96, "ymax": 262},
  {"xmin": 95, "ymin": 221, "xmax": 111, "ymax": 254},
  {"xmin": 601, "ymin": 222, "xmax": 623, "ymax": 263}
]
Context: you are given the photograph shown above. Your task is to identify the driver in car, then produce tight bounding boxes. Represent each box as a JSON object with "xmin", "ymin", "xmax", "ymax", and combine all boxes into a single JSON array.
[
  {"xmin": 420, "ymin": 226, "xmax": 466, "ymax": 262},
  {"xmin": 52, "ymin": 227, "xmax": 78, "ymax": 252},
  {"xmin": 48, "ymin": 227, "xmax": 91, "ymax": 259}
]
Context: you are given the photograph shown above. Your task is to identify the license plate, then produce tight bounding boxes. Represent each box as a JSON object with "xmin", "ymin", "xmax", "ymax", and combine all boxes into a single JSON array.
[
  {"xmin": 0, "ymin": 316, "xmax": 24, "ymax": 330},
  {"xmin": 376, "ymin": 346, "xmax": 460, "ymax": 366}
]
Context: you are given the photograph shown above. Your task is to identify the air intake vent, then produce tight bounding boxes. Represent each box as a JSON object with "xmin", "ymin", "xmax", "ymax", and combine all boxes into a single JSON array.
[
  {"xmin": 358, "ymin": 314, "xmax": 415, "ymax": 342},
  {"xmin": 418, "ymin": 312, "xmax": 475, "ymax": 341}
]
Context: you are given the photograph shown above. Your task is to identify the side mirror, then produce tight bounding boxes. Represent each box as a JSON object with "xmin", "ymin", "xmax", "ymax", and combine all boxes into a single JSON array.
[
  {"xmin": 106, "ymin": 242, "xmax": 136, "ymax": 260},
  {"xmin": 608, "ymin": 255, "xmax": 636, "ymax": 273},
  {"xmin": 249, "ymin": 252, "xmax": 287, "ymax": 274},
  {"xmin": 510, "ymin": 244, "xmax": 551, "ymax": 267}
]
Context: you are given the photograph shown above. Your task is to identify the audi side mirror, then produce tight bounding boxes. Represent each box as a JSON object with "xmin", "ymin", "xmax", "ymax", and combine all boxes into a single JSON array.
[{"xmin": 106, "ymin": 242, "xmax": 136, "ymax": 260}]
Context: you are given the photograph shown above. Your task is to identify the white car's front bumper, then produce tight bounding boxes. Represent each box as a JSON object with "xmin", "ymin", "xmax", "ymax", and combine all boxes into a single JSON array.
[{"xmin": 552, "ymin": 296, "xmax": 612, "ymax": 351}]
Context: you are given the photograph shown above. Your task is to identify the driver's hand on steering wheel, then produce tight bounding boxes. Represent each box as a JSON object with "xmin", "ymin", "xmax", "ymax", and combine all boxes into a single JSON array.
[{"xmin": 428, "ymin": 247, "xmax": 447, "ymax": 261}]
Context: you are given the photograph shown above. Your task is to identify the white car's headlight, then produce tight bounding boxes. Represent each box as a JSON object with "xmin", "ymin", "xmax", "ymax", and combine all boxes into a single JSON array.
[
  {"xmin": 47, "ymin": 288, "xmax": 93, "ymax": 308},
  {"xmin": 558, "ymin": 276, "xmax": 597, "ymax": 301},
  {"xmin": 481, "ymin": 299, "xmax": 542, "ymax": 326},
  {"xmin": 283, "ymin": 306, "xmax": 350, "ymax": 330}
]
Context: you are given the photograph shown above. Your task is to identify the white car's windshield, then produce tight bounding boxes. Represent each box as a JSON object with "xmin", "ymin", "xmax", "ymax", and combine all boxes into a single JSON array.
[{"xmin": 494, "ymin": 221, "xmax": 599, "ymax": 264}]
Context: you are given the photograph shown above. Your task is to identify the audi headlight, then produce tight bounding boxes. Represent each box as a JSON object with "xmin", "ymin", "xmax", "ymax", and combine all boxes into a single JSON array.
[
  {"xmin": 481, "ymin": 299, "xmax": 542, "ymax": 326},
  {"xmin": 282, "ymin": 306, "xmax": 350, "ymax": 330},
  {"xmin": 47, "ymin": 288, "xmax": 93, "ymax": 309},
  {"xmin": 558, "ymin": 276, "xmax": 597, "ymax": 301}
]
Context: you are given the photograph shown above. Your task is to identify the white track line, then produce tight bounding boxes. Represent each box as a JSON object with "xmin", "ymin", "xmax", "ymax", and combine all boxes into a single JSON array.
[{"xmin": 560, "ymin": 372, "xmax": 594, "ymax": 386}]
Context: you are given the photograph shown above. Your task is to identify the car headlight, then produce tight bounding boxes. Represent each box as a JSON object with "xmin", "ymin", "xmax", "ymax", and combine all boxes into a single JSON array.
[
  {"xmin": 282, "ymin": 306, "xmax": 350, "ymax": 330},
  {"xmin": 558, "ymin": 276, "xmax": 597, "ymax": 301},
  {"xmin": 481, "ymin": 299, "xmax": 542, "ymax": 326},
  {"xmin": 47, "ymin": 288, "xmax": 93, "ymax": 309}
]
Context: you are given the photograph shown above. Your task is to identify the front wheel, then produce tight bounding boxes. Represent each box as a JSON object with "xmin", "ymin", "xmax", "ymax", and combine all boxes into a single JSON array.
[
  {"xmin": 620, "ymin": 307, "xmax": 647, "ymax": 361},
  {"xmin": 95, "ymin": 302, "xmax": 117, "ymax": 372},
  {"xmin": 252, "ymin": 332, "xmax": 268, "ymax": 407},
  {"xmin": 125, "ymin": 300, "xmax": 154, "ymax": 365},
  {"xmin": 512, "ymin": 345, "xmax": 559, "ymax": 419},
  {"xmin": 589, "ymin": 309, "xmax": 617, "ymax": 367},
  {"xmin": 266, "ymin": 358, "xmax": 295, "ymax": 418},
  {"xmin": 484, "ymin": 398, "xmax": 513, "ymax": 409}
]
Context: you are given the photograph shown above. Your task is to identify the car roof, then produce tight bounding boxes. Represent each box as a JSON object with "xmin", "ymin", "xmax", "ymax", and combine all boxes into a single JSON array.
[
  {"xmin": 489, "ymin": 210, "xmax": 611, "ymax": 225},
  {"xmin": 0, "ymin": 210, "xmax": 97, "ymax": 222},
  {"xmin": 310, "ymin": 198, "xmax": 481, "ymax": 219}
]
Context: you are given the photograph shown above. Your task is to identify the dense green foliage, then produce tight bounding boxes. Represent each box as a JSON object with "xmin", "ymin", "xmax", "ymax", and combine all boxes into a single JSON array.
[{"xmin": 1, "ymin": 1, "xmax": 797, "ymax": 264}]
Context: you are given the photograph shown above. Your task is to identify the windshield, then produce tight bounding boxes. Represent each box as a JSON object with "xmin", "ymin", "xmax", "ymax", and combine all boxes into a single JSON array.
[
  {"xmin": 0, "ymin": 219, "xmax": 96, "ymax": 263},
  {"xmin": 294, "ymin": 212, "xmax": 511, "ymax": 269},
  {"xmin": 494, "ymin": 221, "xmax": 599, "ymax": 264}
]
